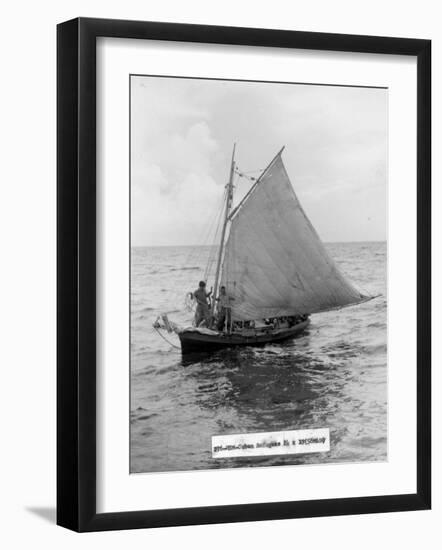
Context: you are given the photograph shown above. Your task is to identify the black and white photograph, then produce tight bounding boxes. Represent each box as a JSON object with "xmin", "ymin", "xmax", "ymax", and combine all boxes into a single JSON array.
[
  {"xmin": 130, "ymin": 75, "xmax": 388, "ymax": 474},
  {"xmin": 0, "ymin": 0, "xmax": 434, "ymax": 542}
]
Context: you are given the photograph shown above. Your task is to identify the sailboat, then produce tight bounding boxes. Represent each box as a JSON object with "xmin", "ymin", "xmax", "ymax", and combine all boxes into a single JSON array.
[{"xmin": 155, "ymin": 145, "xmax": 372, "ymax": 354}]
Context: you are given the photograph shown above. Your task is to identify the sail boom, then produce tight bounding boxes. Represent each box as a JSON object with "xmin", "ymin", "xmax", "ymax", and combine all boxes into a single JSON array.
[
  {"xmin": 311, "ymin": 294, "xmax": 378, "ymax": 316},
  {"xmin": 230, "ymin": 294, "xmax": 373, "ymax": 322}
]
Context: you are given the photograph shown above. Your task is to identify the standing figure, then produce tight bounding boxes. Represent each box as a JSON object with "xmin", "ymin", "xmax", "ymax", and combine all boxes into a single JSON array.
[
  {"xmin": 216, "ymin": 285, "xmax": 234, "ymax": 331},
  {"xmin": 193, "ymin": 281, "xmax": 212, "ymax": 327}
]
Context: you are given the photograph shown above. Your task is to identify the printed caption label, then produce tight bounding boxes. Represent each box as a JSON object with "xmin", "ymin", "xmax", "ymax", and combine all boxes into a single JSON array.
[{"xmin": 212, "ymin": 428, "xmax": 330, "ymax": 458}]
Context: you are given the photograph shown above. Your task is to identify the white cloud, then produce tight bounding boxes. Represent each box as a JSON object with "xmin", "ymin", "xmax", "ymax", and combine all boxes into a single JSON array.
[
  {"xmin": 131, "ymin": 114, "xmax": 223, "ymax": 246},
  {"xmin": 131, "ymin": 76, "xmax": 387, "ymax": 245}
]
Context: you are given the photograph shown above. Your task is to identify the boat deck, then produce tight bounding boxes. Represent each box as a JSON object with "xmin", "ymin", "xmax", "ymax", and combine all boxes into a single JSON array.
[{"xmin": 178, "ymin": 319, "xmax": 310, "ymax": 353}]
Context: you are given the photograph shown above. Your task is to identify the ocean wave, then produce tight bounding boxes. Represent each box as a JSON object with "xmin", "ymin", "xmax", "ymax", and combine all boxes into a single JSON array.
[
  {"xmin": 363, "ymin": 343, "xmax": 387, "ymax": 355},
  {"xmin": 136, "ymin": 413, "xmax": 159, "ymax": 421},
  {"xmin": 130, "ymin": 241, "xmax": 387, "ymax": 473},
  {"xmin": 170, "ymin": 266, "xmax": 200, "ymax": 272}
]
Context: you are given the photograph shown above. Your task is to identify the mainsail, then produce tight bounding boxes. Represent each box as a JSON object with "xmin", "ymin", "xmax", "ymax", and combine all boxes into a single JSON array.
[{"xmin": 220, "ymin": 151, "xmax": 368, "ymax": 321}]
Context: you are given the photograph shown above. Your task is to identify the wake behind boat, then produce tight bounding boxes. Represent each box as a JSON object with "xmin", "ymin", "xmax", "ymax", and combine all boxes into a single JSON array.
[{"xmin": 154, "ymin": 145, "xmax": 372, "ymax": 354}]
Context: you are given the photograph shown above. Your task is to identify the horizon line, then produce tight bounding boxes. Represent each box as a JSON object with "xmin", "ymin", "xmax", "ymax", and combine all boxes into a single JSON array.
[{"xmin": 131, "ymin": 239, "xmax": 387, "ymax": 248}]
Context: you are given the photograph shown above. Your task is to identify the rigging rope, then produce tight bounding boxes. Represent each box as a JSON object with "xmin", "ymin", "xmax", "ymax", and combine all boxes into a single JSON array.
[
  {"xmin": 203, "ymin": 187, "xmax": 227, "ymax": 282},
  {"xmin": 184, "ymin": 187, "xmax": 226, "ymax": 274},
  {"xmin": 184, "ymin": 292, "xmax": 196, "ymax": 312},
  {"xmin": 234, "ymin": 166, "xmax": 265, "ymax": 182},
  {"xmin": 184, "ymin": 195, "xmax": 220, "ymax": 266},
  {"xmin": 185, "ymin": 165, "xmax": 263, "ymax": 286},
  {"xmin": 181, "ymin": 164, "xmax": 265, "ymax": 307},
  {"xmin": 153, "ymin": 326, "xmax": 181, "ymax": 350}
]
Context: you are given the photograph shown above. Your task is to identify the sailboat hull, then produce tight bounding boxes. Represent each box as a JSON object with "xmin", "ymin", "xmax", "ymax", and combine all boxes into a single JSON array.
[{"xmin": 178, "ymin": 319, "xmax": 309, "ymax": 354}]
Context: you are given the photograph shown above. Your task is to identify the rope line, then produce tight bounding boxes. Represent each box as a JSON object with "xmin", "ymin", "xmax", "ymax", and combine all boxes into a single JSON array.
[{"xmin": 153, "ymin": 326, "xmax": 181, "ymax": 350}]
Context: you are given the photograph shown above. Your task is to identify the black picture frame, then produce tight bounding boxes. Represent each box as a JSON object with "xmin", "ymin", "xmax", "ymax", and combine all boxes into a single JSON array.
[{"xmin": 57, "ymin": 17, "xmax": 431, "ymax": 532}]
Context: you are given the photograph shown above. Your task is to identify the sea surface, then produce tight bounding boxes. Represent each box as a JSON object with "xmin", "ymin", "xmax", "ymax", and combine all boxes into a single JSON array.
[{"xmin": 130, "ymin": 242, "xmax": 387, "ymax": 473}]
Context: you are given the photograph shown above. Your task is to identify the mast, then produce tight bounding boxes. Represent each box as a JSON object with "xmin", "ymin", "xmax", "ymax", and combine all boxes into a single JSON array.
[{"xmin": 212, "ymin": 143, "xmax": 236, "ymax": 317}]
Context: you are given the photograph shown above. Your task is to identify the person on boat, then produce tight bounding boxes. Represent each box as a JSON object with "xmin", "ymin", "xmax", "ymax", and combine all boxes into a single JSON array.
[
  {"xmin": 216, "ymin": 286, "xmax": 233, "ymax": 331},
  {"xmin": 193, "ymin": 281, "xmax": 212, "ymax": 327}
]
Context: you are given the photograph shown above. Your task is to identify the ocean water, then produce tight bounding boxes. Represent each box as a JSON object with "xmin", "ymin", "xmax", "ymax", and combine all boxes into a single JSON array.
[{"xmin": 130, "ymin": 242, "xmax": 387, "ymax": 473}]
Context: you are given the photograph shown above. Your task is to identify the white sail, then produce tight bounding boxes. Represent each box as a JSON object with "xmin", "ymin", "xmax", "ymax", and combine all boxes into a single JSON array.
[{"xmin": 220, "ymin": 152, "xmax": 367, "ymax": 321}]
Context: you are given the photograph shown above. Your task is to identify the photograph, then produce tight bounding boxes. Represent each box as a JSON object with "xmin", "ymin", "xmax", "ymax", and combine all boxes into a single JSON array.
[
  {"xmin": 0, "ymin": 0, "xmax": 433, "ymax": 541},
  {"xmin": 129, "ymin": 75, "xmax": 388, "ymax": 474}
]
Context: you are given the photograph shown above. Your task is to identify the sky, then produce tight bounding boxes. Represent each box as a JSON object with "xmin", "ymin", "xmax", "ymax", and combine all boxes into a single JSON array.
[{"xmin": 130, "ymin": 76, "xmax": 387, "ymax": 246}]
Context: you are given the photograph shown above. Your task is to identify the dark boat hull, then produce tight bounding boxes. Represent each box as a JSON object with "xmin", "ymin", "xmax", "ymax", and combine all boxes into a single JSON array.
[{"xmin": 178, "ymin": 320, "xmax": 310, "ymax": 354}]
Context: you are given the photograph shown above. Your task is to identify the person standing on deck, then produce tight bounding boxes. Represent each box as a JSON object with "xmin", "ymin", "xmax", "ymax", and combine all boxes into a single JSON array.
[
  {"xmin": 193, "ymin": 281, "xmax": 212, "ymax": 327},
  {"xmin": 216, "ymin": 285, "xmax": 234, "ymax": 331}
]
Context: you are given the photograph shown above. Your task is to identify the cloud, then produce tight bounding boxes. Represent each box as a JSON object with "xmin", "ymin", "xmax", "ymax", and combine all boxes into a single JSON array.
[
  {"xmin": 131, "ymin": 115, "xmax": 222, "ymax": 246},
  {"xmin": 131, "ymin": 76, "xmax": 387, "ymax": 245}
]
